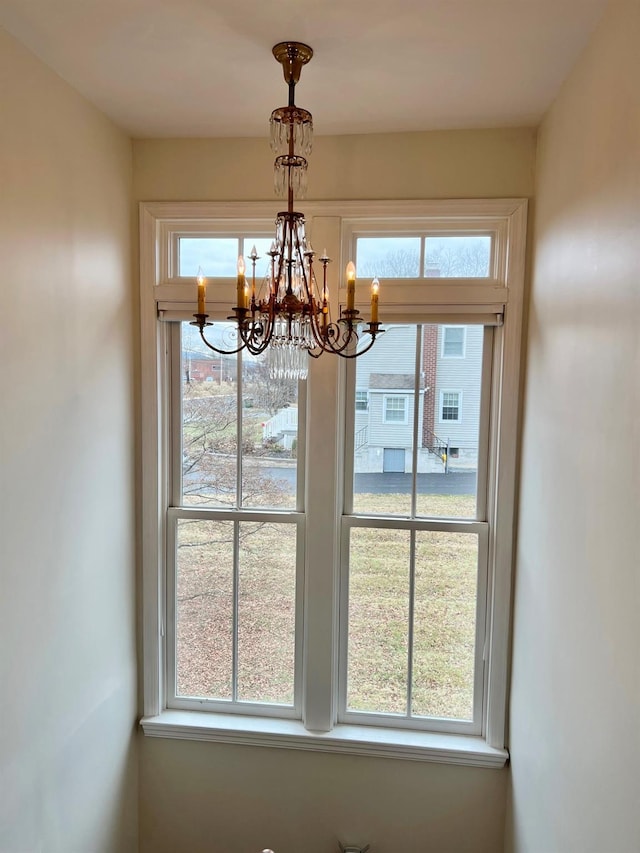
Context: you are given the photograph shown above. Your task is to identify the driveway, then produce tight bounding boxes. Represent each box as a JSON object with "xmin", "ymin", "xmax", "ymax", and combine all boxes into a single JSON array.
[{"xmin": 263, "ymin": 467, "xmax": 476, "ymax": 495}]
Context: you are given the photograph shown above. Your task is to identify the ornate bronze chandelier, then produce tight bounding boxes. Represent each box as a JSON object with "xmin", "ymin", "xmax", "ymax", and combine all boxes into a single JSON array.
[{"xmin": 192, "ymin": 41, "xmax": 383, "ymax": 378}]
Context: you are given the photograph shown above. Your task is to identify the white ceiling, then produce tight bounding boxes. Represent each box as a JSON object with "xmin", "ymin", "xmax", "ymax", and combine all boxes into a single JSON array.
[{"xmin": 0, "ymin": 0, "xmax": 608, "ymax": 138}]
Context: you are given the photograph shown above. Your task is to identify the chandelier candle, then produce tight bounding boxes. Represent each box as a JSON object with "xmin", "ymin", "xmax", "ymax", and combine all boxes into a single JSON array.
[
  {"xmin": 190, "ymin": 40, "xmax": 383, "ymax": 377},
  {"xmin": 371, "ymin": 278, "xmax": 380, "ymax": 324},
  {"xmin": 236, "ymin": 256, "xmax": 246, "ymax": 309},
  {"xmin": 346, "ymin": 261, "xmax": 356, "ymax": 312},
  {"xmin": 197, "ymin": 267, "xmax": 206, "ymax": 315}
]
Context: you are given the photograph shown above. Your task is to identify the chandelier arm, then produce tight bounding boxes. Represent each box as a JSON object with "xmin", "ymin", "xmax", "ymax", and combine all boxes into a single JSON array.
[
  {"xmin": 194, "ymin": 321, "xmax": 247, "ymax": 355},
  {"xmin": 303, "ymin": 260, "xmax": 318, "ymax": 307},
  {"xmin": 292, "ymin": 224, "xmax": 311, "ymax": 296},
  {"xmin": 257, "ymin": 303, "xmax": 276, "ymax": 348},
  {"xmin": 244, "ymin": 335, "xmax": 272, "ymax": 357},
  {"xmin": 332, "ymin": 332, "xmax": 379, "ymax": 359},
  {"xmin": 321, "ymin": 320, "xmax": 360, "ymax": 355},
  {"xmin": 241, "ymin": 316, "xmax": 273, "ymax": 355},
  {"xmin": 236, "ymin": 315, "xmax": 272, "ymax": 356},
  {"xmin": 307, "ymin": 326, "xmax": 382, "ymax": 360},
  {"xmin": 307, "ymin": 296, "xmax": 331, "ymax": 348}
]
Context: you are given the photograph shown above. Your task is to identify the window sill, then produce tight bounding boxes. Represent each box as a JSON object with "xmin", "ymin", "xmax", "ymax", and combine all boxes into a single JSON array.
[{"xmin": 140, "ymin": 710, "xmax": 508, "ymax": 768}]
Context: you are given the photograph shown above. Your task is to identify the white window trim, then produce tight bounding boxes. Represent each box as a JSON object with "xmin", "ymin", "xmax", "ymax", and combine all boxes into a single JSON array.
[
  {"xmin": 441, "ymin": 325, "xmax": 467, "ymax": 358},
  {"xmin": 355, "ymin": 390, "xmax": 368, "ymax": 411},
  {"xmin": 139, "ymin": 198, "xmax": 528, "ymax": 767},
  {"xmin": 439, "ymin": 389, "xmax": 463, "ymax": 424},
  {"xmin": 382, "ymin": 394, "xmax": 409, "ymax": 425}
]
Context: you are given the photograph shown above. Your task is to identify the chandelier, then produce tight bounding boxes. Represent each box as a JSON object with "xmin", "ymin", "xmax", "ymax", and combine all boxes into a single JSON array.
[{"xmin": 191, "ymin": 41, "xmax": 383, "ymax": 378}]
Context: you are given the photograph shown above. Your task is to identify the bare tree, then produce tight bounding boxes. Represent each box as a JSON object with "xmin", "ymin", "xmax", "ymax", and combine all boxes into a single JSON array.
[
  {"xmin": 358, "ymin": 248, "xmax": 419, "ymax": 278},
  {"xmin": 357, "ymin": 240, "xmax": 490, "ymax": 279},
  {"xmin": 245, "ymin": 358, "xmax": 298, "ymax": 417},
  {"xmin": 426, "ymin": 241, "xmax": 490, "ymax": 277},
  {"xmin": 182, "ymin": 378, "xmax": 292, "ymax": 508}
]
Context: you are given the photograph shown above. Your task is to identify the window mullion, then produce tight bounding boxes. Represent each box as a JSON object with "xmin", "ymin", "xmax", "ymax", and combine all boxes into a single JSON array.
[
  {"xmin": 170, "ymin": 324, "xmax": 183, "ymax": 507},
  {"xmin": 410, "ymin": 325, "xmax": 422, "ymax": 518},
  {"xmin": 236, "ymin": 348, "xmax": 243, "ymax": 509},
  {"xmin": 475, "ymin": 327, "xmax": 494, "ymax": 521},
  {"xmin": 303, "ymin": 353, "xmax": 341, "ymax": 732},
  {"xmin": 407, "ymin": 528, "xmax": 416, "ymax": 718},
  {"xmin": 233, "ymin": 347, "xmax": 242, "ymax": 702},
  {"xmin": 165, "ymin": 512, "xmax": 178, "ymax": 705},
  {"xmin": 232, "ymin": 520, "xmax": 240, "ymax": 703}
]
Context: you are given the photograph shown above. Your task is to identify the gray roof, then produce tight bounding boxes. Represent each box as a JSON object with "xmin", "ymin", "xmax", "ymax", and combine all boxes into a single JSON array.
[{"xmin": 369, "ymin": 373, "xmax": 424, "ymax": 390}]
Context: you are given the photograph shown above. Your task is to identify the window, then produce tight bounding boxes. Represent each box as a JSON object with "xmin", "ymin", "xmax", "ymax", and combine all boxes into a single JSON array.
[
  {"xmin": 355, "ymin": 390, "xmax": 368, "ymax": 411},
  {"xmin": 441, "ymin": 390, "xmax": 461, "ymax": 422},
  {"xmin": 383, "ymin": 395, "xmax": 408, "ymax": 424},
  {"xmin": 442, "ymin": 325, "xmax": 466, "ymax": 358},
  {"xmin": 140, "ymin": 199, "xmax": 527, "ymax": 766},
  {"xmin": 345, "ymin": 325, "xmax": 486, "ymax": 727},
  {"xmin": 355, "ymin": 234, "xmax": 492, "ymax": 279},
  {"xmin": 174, "ymin": 323, "xmax": 302, "ymax": 710}
]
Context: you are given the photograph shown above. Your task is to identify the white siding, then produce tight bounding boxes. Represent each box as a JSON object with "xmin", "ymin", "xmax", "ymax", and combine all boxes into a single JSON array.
[
  {"xmin": 355, "ymin": 325, "xmax": 419, "ymax": 451},
  {"xmin": 368, "ymin": 390, "xmax": 424, "ymax": 449},
  {"xmin": 434, "ymin": 325, "xmax": 483, "ymax": 452},
  {"xmin": 355, "ymin": 325, "xmax": 417, "ymax": 387}
]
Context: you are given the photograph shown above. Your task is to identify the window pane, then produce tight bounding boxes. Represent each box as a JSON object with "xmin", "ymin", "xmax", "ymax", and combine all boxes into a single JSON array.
[
  {"xmin": 181, "ymin": 324, "xmax": 298, "ymax": 510},
  {"xmin": 352, "ymin": 325, "xmax": 418, "ymax": 516},
  {"xmin": 355, "ymin": 391, "xmax": 368, "ymax": 411},
  {"xmin": 412, "ymin": 531, "xmax": 479, "ymax": 720},
  {"xmin": 356, "ymin": 237, "xmax": 420, "ymax": 278},
  {"xmin": 238, "ymin": 522, "xmax": 297, "ymax": 704},
  {"xmin": 181, "ymin": 323, "xmax": 239, "ymax": 507},
  {"xmin": 179, "ymin": 237, "xmax": 239, "ymax": 277},
  {"xmin": 242, "ymin": 352, "xmax": 298, "ymax": 509},
  {"xmin": 441, "ymin": 391, "xmax": 460, "ymax": 421},
  {"xmin": 175, "ymin": 519, "xmax": 234, "ymax": 700},
  {"xmin": 424, "ymin": 235, "xmax": 491, "ymax": 278},
  {"xmin": 384, "ymin": 395, "xmax": 407, "ymax": 422},
  {"xmin": 417, "ymin": 325, "xmax": 482, "ymax": 518},
  {"xmin": 351, "ymin": 324, "xmax": 482, "ymax": 519},
  {"xmin": 442, "ymin": 326, "xmax": 465, "ymax": 357},
  {"xmin": 347, "ymin": 527, "xmax": 410, "ymax": 714}
]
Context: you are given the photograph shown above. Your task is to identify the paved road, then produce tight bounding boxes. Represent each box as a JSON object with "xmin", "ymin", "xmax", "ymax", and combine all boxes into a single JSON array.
[{"xmin": 263, "ymin": 467, "xmax": 476, "ymax": 495}]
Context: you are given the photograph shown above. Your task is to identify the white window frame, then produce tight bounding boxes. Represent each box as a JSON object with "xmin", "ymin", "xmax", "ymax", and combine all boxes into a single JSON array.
[
  {"xmin": 355, "ymin": 390, "xmax": 369, "ymax": 411},
  {"xmin": 440, "ymin": 389, "xmax": 463, "ymax": 423},
  {"xmin": 382, "ymin": 394, "xmax": 409, "ymax": 424},
  {"xmin": 441, "ymin": 325, "xmax": 466, "ymax": 358},
  {"xmin": 166, "ymin": 325, "xmax": 306, "ymax": 718},
  {"xmin": 139, "ymin": 198, "xmax": 528, "ymax": 767},
  {"xmin": 340, "ymin": 325, "xmax": 491, "ymax": 736}
]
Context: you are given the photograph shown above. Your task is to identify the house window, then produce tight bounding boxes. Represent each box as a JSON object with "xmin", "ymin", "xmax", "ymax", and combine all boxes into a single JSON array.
[
  {"xmin": 442, "ymin": 325, "xmax": 466, "ymax": 358},
  {"xmin": 140, "ymin": 199, "xmax": 527, "ymax": 764},
  {"xmin": 440, "ymin": 391, "xmax": 461, "ymax": 422},
  {"xmin": 355, "ymin": 390, "xmax": 368, "ymax": 411},
  {"xmin": 383, "ymin": 395, "xmax": 408, "ymax": 424}
]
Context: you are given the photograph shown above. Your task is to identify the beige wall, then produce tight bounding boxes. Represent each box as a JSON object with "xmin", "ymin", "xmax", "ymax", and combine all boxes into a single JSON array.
[
  {"xmin": 0, "ymin": 29, "xmax": 138, "ymax": 852},
  {"xmin": 134, "ymin": 129, "xmax": 536, "ymax": 852},
  {"xmin": 133, "ymin": 127, "xmax": 535, "ymax": 202},
  {"xmin": 506, "ymin": 1, "xmax": 640, "ymax": 851},
  {"xmin": 140, "ymin": 738, "xmax": 507, "ymax": 853}
]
